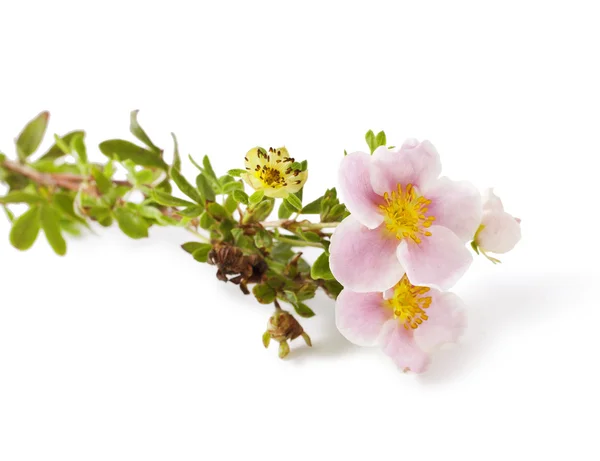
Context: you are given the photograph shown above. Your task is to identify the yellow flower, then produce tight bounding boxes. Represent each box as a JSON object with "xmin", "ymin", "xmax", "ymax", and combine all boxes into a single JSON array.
[{"xmin": 241, "ymin": 147, "xmax": 308, "ymax": 198}]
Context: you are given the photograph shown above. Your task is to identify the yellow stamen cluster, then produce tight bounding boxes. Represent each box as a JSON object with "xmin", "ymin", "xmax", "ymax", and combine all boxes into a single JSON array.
[
  {"xmin": 242, "ymin": 147, "xmax": 308, "ymax": 198},
  {"xmin": 385, "ymin": 276, "xmax": 432, "ymax": 330},
  {"xmin": 379, "ymin": 184, "xmax": 435, "ymax": 244}
]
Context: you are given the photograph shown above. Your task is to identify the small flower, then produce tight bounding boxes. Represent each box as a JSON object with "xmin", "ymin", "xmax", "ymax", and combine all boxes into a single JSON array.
[
  {"xmin": 473, "ymin": 189, "xmax": 521, "ymax": 262},
  {"xmin": 263, "ymin": 309, "xmax": 311, "ymax": 359},
  {"xmin": 336, "ymin": 275, "xmax": 466, "ymax": 373},
  {"xmin": 330, "ymin": 140, "xmax": 482, "ymax": 293},
  {"xmin": 241, "ymin": 147, "xmax": 307, "ymax": 198}
]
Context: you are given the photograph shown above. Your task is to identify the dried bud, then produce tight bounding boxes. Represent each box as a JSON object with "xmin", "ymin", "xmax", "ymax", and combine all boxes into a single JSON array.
[{"xmin": 263, "ymin": 310, "xmax": 311, "ymax": 358}]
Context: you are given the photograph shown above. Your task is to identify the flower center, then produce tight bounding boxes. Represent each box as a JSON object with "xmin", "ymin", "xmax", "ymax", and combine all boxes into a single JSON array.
[
  {"xmin": 260, "ymin": 166, "xmax": 284, "ymax": 187},
  {"xmin": 379, "ymin": 184, "xmax": 435, "ymax": 244},
  {"xmin": 384, "ymin": 276, "xmax": 432, "ymax": 330}
]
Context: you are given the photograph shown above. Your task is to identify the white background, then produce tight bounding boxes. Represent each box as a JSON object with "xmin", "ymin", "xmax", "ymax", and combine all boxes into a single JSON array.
[{"xmin": 1, "ymin": 1, "xmax": 598, "ymax": 460}]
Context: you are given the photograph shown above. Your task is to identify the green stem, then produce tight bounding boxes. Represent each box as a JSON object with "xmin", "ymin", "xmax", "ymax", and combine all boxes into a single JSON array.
[
  {"xmin": 261, "ymin": 219, "xmax": 340, "ymax": 230},
  {"xmin": 275, "ymin": 236, "xmax": 323, "ymax": 248},
  {"xmin": 186, "ymin": 227, "xmax": 211, "ymax": 243}
]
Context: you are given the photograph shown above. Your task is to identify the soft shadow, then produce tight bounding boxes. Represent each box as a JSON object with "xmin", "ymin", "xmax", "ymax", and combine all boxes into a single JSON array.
[
  {"xmin": 287, "ymin": 293, "xmax": 358, "ymax": 363},
  {"xmin": 419, "ymin": 272, "xmax": 588, "ymax": 384}
]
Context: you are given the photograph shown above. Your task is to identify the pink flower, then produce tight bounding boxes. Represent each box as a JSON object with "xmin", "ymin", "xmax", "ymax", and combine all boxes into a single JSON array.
[
  {"xmin": 336, "ymin": 275, "xmax": 466, "ymax": 373},
  {"xmin": 474, "ymin": 189, "xmax": 521, "ymax": 260},
  {"xmin": 330, "ymin": 139, "xmax": 481, "ymax": 292}
]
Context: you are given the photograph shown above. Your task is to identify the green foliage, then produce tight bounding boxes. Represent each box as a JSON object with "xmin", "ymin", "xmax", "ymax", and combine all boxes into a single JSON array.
[
  {"xmin": 10, "ymin": 206, "xmax": 41, "ymax": 250},
  {"xmin": 130, "ymin": 110, "xmax": 161, "ymax": 154},
  {"xmin": 311, "ymin": 252, "xmax": 334, "ymax": 280},
  {"xmin": 114, "ymin": 207, "xmax": 149, "ymax": 239},
  {"xmin": 16, "ymin": 111, "xmax": 49, "ymax": 160},
  {"xmin": 41, "ymin": 204, "xmax": 67, "ymax": 255},
  {"xmin": 365, "ymin": 129, "xmax": 387, "ymax": 154},
  {"xmin": 1, "ymin": 111, "xmax": 361, "ymax": 359},
  {"xmin": 99, "ymin": 140, "xmax": 167, "ymax": 169}
]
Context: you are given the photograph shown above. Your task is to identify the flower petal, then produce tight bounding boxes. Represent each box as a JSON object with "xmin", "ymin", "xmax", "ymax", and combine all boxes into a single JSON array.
[
  {"xmin": 422, "ymin": 177, "xmax": 482, "ymax": 242},
  {"xmin": 476, "ymin": 210, "xmax": 521, "ymax": 254},
  {"xmin": 370, "ymin": 139, "xmax": 442, "ymax": 195},
  {"xmin": 337, "ymin": 152, "xmax": 384, "ymax": 229},
  {"xmin": 414, "ymin": 290, "xmax": 467, "ymax": 352},
  {"xmin": 379, "ymin": 320, "xmax": 430, "ymax": 373},
  {"xmin": 330, "ymin": 216, "xmax": 405, "ymax": 293},
  {"xmin": 482, "ymin": 188, "xmax": 504, "ymax": 212},
  {"xmin": 397, "ymin": 225, "xmax": 472, "ymax": 290},
  {"xmin": 335, "ymin": 290, "xmax": 391, "ymax": 346}
]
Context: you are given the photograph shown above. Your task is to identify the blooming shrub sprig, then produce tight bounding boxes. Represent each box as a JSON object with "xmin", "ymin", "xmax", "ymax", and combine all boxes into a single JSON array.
[{"xmin": 0, "ymin": 114, "xmax": 521, "ymax": 373}]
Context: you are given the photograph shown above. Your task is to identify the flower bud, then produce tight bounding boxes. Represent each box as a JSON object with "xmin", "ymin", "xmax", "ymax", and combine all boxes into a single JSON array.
[
  {"xmin": 262, "ymin": 309, "xmax": 312, "ymax": 358},
  {"xmin": 475, "ymin": 189, "xmax": 521, "ymax": 256}
]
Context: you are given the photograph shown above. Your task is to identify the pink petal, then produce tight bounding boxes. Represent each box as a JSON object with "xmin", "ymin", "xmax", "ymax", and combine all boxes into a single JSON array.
[
  {"xmin": 477, "ymin": 210, "xmax": 522, "ymax": 254},
  {"xmin": 482, "ymin": 188, "xmax": 504, "ymax": 212},
  {"xmin": 335, "ymin": 290, "xmax": 391, "ymax": 346},
  {"xmin": 396, "ymin": 225, "xmax": 472, "ymax": 290},
  {"xmin": 414, "ymin": 290, "xmax": 467, "ymax": 352},
  {"xmin": 337, "ymin": 152, "xmax": 384, "ymax": 229},
  {"xmin": 422, "ymin": 177, "xmax": 482, "ymax": 242},
  {"xmin": 379, "ymin": 320, "xmax": 430, "ymax": 373},
  {"xmin": 369, "ymin": 139, "xmax": 442, "ymax": 196},
  {"xmin": 329, "ymin": 216, "xmax": 405, "ymax": 293}
]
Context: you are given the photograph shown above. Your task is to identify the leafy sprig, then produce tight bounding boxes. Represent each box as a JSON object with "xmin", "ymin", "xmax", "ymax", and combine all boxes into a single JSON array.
[{"xmin": 0, "ymin": 111, "xmax": 350, "ymax": 358}]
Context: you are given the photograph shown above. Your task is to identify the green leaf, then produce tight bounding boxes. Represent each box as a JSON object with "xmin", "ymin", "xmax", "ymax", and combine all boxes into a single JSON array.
[
  {"xmin": 294, "ymin": 302, "xmax": 315, "ymax": 318},
  {"xmin": 16, "ymin": 111, "xmax": 49, "ymax": 160},
  {"xmin": 375, "ymin": 130, "xmax": 386, "ymax": 149},
  {"xmin": 9, "ymin": 206, "xmax": 41, "ymax": 250},
  {"xmin": 253, "ymin": 283, "xmax": 276, "ymax": 304},
  {"xmin": 254, "ymin": 228, "xmax": 272, "ymax": 248},
  {"xmin": 53, "ymin": 134, "xmax": 71, "ymax": 154},
  {"xmin": 248, "ymin": 190, "xmax": 265, "ymax": 206},
  {"xmin": 196, "ymin": 174, "xmax": 216, "ymax": 202},
  {"xmin": 365, "ymin": 129, "xmax": 376, "ymax": 154},
  {"xmin": 171, "ymin": 133, "xmax": 181, "ymax": 171},
  {"xmin": 0, "ymin": 190, "xmax": 42, "ymax": 204},
  {"xmin": 192, "ymin": 246, "xmax": 212, "ymax": 262},
  {"xmin": 150, "ymin": 189, "xmax": 195, "ymax": 207},
  {"xmin": 232, "ymin": 190, "xmax": 249, "ymax": 205},
  {"xmin": 301, "ymin": 197, "xmax": 322, "ymax": 214},
  {"xmin": 91, "ymin": 166, "xmax": 112, "ymax": 194},
  {"xmin": 70, "ymin": 133, "xmax": 87, "ymax": 163},
  {"xmin": 171, "ymin": 167, "xmax": 203, "ymax": 203},
  {"xmin": 138, "ymin": 205, "xmax": 166, "ymax": 221},
  {"xmin": 199, "ymin": 212, "xmax": 216, "ymax": 230},
  {"xmin": 134, "ymin": 169, "xmax": 155, "ymax": 184},
  {"xmin": 222, "ymin": 181, "xmax": 244, "ymax": 194},
  {"xmin": 228, "ymin": 169, "xmax": 247, "ymax": 177},
  {"xmin": 130, "ymin": 110, "xmax": 161, "ymax": 153},
  {"xmin": 311, "ymin": 252, "xmax": 334, "ymax": 280},
  {"xmin": 181, "ymin": 241, "xmax": 211, "ymax": 255},
  {"xmin": 284, "ymin": 193, "xmax": 302, "ymax": 211},
  {"xmin": 224, "ymin": 194, "xmax": 238, "ymax": 214},
  {"xmin": 40, "ymin": 130, "xmax": 84, "ymax": 161},
  {"xmin": 40, "ymin": 204, "xmax": 67, "ymax": 256},
  {"xmin": 207, "ymin": 202, "xmax": 229, "ymax": 220},
  {"xmin": 323, "ymin": 279, "xmax": 343, "ymax": 299},
  {"xmin": 114, "ymin": 208, "xmax": 149, "ymax": 239},
  {"xmin": 181, "ymin": 242, "xmax": 205, "ymax": 254},
  {"xmin": 99, "ymin": 140, "xmax": 167, "ymax": 169},
  {"xmin": 365, "ymin": 129, "xmax": 386, "ymax": 154},
  {"xmin": 278, "ymin": 200, "xmax": 293, "ymax": 219},
  {"xmin": 178, "ymin": 205, "xmax": 204, "ymax": 217},
  {"xmin": 246, "ymin": 198, "xmax": 274, "ymax": 223},
  {"xmin": 202, "ymin": 155, "xmax": 218, "ymax": 182},
  {"xmin": 2, "ymin": 204, "xmax": 15, "ymax": 222}
]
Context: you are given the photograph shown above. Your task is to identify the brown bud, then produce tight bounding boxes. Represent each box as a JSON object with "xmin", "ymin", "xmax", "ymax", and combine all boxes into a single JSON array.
[{"xmin": 263, "ymin": 310, "xmax": 312, "ymax": 358}]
